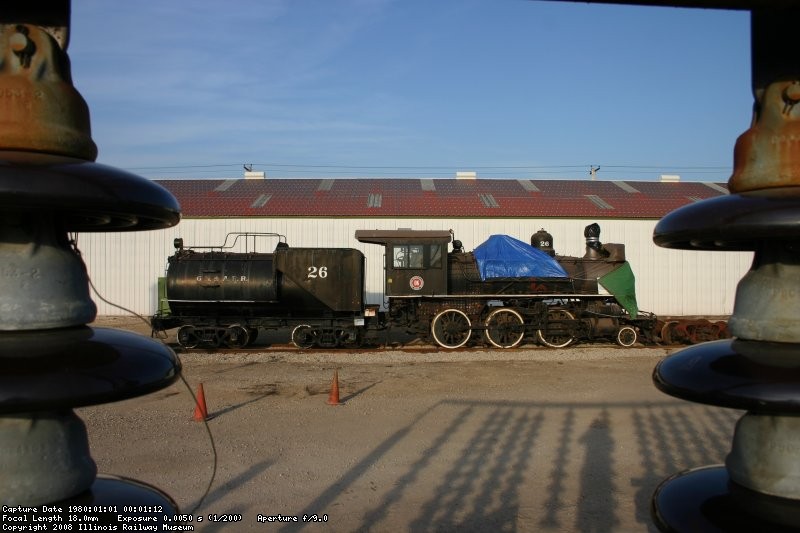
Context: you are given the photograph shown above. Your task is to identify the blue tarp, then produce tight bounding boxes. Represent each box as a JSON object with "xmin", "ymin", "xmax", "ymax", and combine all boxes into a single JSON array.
[{"xmin": 473, "ymin": 235, "xmax": 569, "ymax": 280}]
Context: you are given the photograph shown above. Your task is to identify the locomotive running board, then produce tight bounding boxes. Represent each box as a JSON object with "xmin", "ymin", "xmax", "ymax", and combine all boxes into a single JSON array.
[{"xmin": 388, "ymin": 294, "xmax": 612, "ymax": 299}]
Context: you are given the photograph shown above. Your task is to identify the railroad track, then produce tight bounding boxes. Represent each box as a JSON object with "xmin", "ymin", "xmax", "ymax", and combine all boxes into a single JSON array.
[{"xmin": 165, "ymin": 340, "xmax": 668, "ymax": 355}]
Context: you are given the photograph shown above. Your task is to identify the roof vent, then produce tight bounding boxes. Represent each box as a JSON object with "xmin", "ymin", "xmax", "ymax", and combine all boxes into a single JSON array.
[
  {"xmin": 456, "ymin": 171, "xmax": 477, "ymax": 180},
  {"xmin": 244, "ymin": 170, "xmax": 266, "ymax": 179},
  {"xmin": 660, "ymin": 174, "xmax": 680, "ymax": 183}
]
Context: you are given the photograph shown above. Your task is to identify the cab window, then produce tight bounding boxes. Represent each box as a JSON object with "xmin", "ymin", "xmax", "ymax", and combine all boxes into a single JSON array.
[{"xmin": 392, "ymin": 244, "xmax": 442, "ymax": 269}]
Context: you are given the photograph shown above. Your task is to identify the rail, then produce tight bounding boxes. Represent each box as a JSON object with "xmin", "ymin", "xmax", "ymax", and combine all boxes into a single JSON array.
[{"xmin": 174, "ymin": 232, "xmax": 287, "ymax": 254}]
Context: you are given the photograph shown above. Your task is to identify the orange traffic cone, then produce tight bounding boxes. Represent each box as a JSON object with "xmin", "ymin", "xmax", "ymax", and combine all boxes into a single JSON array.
[
  {"xmin": 327, "ymin": 369, "xmax": 341, "ymax": 406},
  {"xmin": 193, "ymin": 383, "xmax": 209, "ymax": 421}
]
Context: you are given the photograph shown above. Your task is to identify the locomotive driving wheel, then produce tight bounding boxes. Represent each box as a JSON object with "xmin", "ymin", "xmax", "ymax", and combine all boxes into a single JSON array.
[
  {"xmin": 291, "ymin": 324, "xmax": 315, "ymax": 349},
  {"xmin": 177, "ymin": 325, "xmax": 200, "ymax": 349},
  {"xmin": 484, "ymin": 308, "xmax": 525, "ymax": 349},
  {"xmin": 616, "ymin": 326, "xmax": 638, "ymax": 347},
  {"xmin": 431, "ymin": 309, "xmax": 472, "ymax": 349},
  {"xmin": 536, "ymin": 309, "xmax": 576, "ymax": 348}
]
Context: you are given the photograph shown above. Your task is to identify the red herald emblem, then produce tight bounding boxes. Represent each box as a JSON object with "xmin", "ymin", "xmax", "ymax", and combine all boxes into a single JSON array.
[{"xmin": 410, "ymin": 276, "xmax": 424, "ymax": 290}]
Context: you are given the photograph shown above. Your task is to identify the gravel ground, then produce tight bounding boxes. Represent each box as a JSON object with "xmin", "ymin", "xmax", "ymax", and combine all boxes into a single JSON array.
[{"xmin": 72, "ymin": 317, "xmax": 740, "ymax": 532}]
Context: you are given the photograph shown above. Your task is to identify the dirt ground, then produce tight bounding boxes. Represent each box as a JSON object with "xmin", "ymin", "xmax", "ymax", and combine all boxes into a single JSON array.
[{"xmin": 73, "ymin": 317, "xmax": 740, "ymax": 532}]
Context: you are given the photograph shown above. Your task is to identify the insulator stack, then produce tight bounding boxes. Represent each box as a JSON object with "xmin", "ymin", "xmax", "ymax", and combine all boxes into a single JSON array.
[
  {"xmin": 0, "ymin": 0, "xmax": 181, "ymax": 514},
  {"xmin": 651, "ymin": 6, "xmax": 800, "ymax": 531}
]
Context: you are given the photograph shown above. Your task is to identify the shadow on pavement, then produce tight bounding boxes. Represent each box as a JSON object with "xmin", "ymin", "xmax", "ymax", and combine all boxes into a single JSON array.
[{"xmin": 278, "ymin": 398, "xmax": 738, "ymax": 532}]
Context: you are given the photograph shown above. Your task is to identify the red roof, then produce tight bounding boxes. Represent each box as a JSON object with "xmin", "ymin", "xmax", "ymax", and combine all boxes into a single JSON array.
[{"xmin": 155, "ymin": 178, "xmax": 730, "ymax": 219}]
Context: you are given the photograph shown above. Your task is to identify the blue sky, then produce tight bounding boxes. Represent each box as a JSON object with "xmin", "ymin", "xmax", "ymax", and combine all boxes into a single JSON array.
[{"xmin": 69, "ymin": 1, "xmax": 751, "ymax": 181}]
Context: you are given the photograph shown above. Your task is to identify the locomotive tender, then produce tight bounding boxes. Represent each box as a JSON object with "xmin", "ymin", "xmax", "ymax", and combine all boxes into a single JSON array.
[
  {"xmin": 153, "ymin": 232, "xmax": 379, "ymax": 349},
  {"xmin": 151, "ymin": 224, "xmax": 657, "ymax": 349}
]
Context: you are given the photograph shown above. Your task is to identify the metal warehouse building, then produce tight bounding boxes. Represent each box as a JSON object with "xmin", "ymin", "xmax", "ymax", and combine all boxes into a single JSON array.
[{"xmin": 78, "ymin": 175, "xmax": 751, "ymax": 319}]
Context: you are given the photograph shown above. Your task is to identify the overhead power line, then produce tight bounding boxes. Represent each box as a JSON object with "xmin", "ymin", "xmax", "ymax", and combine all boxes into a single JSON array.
[
  {"xmin": 122, "ymin": 160, "xmax": 732, "ymax": 182},
  {"xmin": 125, "ymin": 161, "xmax": 731, "ymax": 173}
]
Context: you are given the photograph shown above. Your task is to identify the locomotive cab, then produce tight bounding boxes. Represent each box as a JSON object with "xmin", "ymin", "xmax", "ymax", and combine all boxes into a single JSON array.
[{"xmin": 355, "ymin": 229, "xmax": 452, "ymax": 297}]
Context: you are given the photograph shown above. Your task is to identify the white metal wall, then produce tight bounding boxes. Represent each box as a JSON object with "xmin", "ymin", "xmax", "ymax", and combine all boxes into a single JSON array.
[{"xmin": 77, "ymin": 217, "xmax": 752, "ymax": 318}]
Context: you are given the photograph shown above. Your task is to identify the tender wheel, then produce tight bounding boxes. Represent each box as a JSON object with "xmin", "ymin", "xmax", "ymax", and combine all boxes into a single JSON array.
[
  {"xmin": 484, "ymin": 308, "xmax": 525, "ymax": 348},
  {"xmin": 536, "ymin": 309, "xmax": 576, "ymax": 348},
  {"xmin": 616, "ymin": 326, "xmax": 637, "ymax": 347},
  {"xmin": 177, "ymin": 325, "xmax": 200, "ymax": 348},
  {"xmin": 246, "ymin": 328, "xmax": 259, "ymax": 346},
  {"xmin": 222, "ymin": 324, "xmax": 250, "ymax": 348},
  {"xmin": 291, "ymin": 324, "xmax": 315, "ymax": 349},
  {"xmin": 660, "ymin": 320, "xmax": 679, "ymax": 345},
  {"xmin": 431, "ymin": 309, "xmax": 472, "ymax": 349}
]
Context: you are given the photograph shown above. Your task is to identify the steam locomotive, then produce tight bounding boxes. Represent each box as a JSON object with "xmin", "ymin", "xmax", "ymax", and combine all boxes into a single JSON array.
[{"xmin": 151, "ymin": 224, "xmax": 658, "ymax": 349}]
